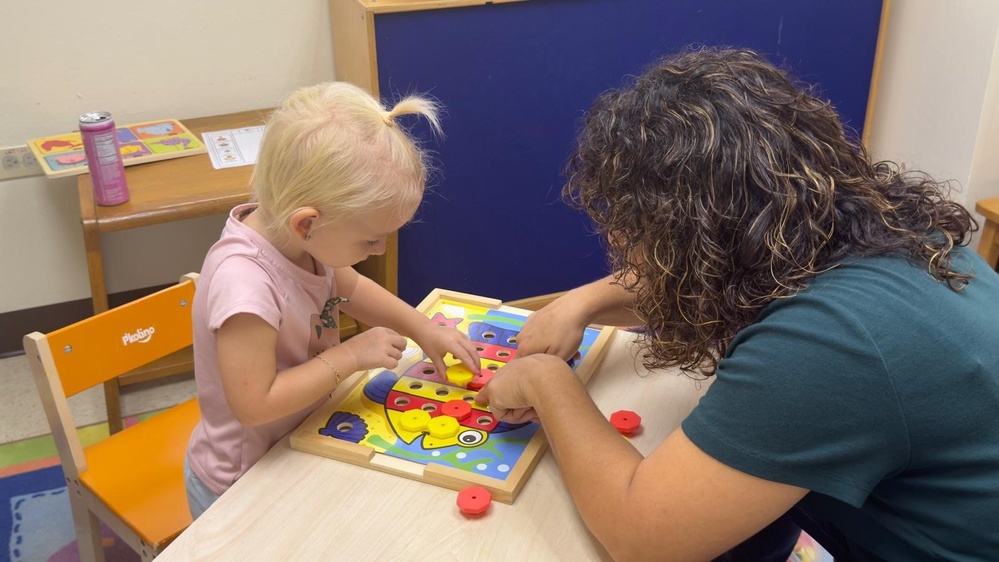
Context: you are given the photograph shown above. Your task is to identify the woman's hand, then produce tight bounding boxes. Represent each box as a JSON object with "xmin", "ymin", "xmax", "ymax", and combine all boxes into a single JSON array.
[
  {"xmin": 410, "ymin": 322, "xmax": 481, "ymax": 379},
  {"xmin": 519, "ymin": 275, "xmax": 640, "ymax": 359},
  {"xmin": 339, "ymin": 327, "xmax": 408, "ymax": 372},
  {"xmin": 516, "ymin": 295, "xmax": 592, "ymax": 360},
  {"xmin": 474, "ymin": 354, "xmax": 576, "ymax": 424}
]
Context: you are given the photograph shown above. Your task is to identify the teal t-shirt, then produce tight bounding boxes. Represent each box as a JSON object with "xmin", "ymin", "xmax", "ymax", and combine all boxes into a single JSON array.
[{"xmin": 682, "ymin": 248, "xmax": 999, "ymax": 561}]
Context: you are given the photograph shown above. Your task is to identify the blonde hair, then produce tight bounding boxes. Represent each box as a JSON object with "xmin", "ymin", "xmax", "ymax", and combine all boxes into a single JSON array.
[{"xmin": 251, "ymin": 81, "xmax": 442, "ymax": 241}]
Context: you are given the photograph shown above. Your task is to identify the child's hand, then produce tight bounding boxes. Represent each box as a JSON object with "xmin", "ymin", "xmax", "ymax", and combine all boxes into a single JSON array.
[
  {"xmin": 411, "ymin": 323, "xmax": 481, "ymax": 380},
  {"xmin": 340, "ymin": 327, "xmax": 408, "ymax": 372}
]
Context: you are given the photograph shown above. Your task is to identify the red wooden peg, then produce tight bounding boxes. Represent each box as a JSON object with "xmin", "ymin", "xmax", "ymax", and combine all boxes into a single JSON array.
[
  {"xmin": 441, "ymin": 399, "xmax": 472, "ymax": 420},
  {"xmin": 467, "ymin": 369, "xmax": 494, "ymax": 391},
  {"xmin": 457, "ymin": 486, "xmax": 492, "ymax": 516},
  {"xmin": 609, "ymin": 410, "xmax": 642, "ymax": 436}
]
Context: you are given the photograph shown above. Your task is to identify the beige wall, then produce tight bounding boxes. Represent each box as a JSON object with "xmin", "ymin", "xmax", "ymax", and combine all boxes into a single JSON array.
[
  {"xmin": 2, "ymin": 1, "xmax": 998, "ymax": 315},
  {"xmin": 0, "ymin": 1, "xmax": 334, "ymax": 312},
  {"xmin": 866, "ymin": 0, "xmax": 999, "ymax": 253}
]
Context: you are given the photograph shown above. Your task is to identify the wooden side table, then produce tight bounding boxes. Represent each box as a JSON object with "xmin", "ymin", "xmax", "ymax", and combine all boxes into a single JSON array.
[
  {"xmin": 77, "ymin": 109, "xmax": 377, "ymax": 432},
  {"xmin": 976, "ymin": 197, "xmax": 999, "ymax": 270}
]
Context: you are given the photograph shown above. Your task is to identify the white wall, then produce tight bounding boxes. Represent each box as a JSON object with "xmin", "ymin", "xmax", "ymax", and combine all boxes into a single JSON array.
[
  {"xmin": 1, "ymin": 1, "xmax": 998, "ymax": 315},
  {"xmin": 865, "ymin": 0, "xmax": 999, "ymax": 250},
  {"xmin": 0, "ymin": 1, "xmax": 334, "ymax": 313},
  {"xmin": 967, "ymin": 30, "xmax": 999, "ymax": 221}
]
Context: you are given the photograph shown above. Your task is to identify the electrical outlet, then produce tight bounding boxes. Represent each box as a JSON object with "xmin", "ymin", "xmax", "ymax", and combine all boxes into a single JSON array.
[{"xmin": 0, "ymin": 145, "xmax": 44, "ymax": 180}]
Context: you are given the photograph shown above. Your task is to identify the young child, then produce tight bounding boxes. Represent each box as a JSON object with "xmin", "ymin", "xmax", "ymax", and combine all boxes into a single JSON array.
[{"xmin": 184, "ymin": 82, "xmax": 481, "ymax": 518}]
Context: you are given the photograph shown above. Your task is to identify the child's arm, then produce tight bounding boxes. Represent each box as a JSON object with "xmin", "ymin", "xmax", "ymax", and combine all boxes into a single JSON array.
[
  {"xmin": 216, "ymin": 311, "xmax": 406, "ymax": 426},
  {"xmin": 336, "ymin": 268, "xmax": 481, "ymax": 377}
]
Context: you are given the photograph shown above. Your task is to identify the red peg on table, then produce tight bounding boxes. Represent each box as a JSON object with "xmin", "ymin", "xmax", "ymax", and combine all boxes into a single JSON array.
[
  {"xmin": 610, "ymin": 410, "xmax": 642, "ymax": 436},
  {"xmin": 457, "ymin": 486, "xmax": 492, "ymax": 516}
]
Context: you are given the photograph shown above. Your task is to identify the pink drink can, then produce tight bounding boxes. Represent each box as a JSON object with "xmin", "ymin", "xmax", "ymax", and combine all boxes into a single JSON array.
[{"xmin": 79, "ymin": 111, "xmax": 130, "ymax": 206}]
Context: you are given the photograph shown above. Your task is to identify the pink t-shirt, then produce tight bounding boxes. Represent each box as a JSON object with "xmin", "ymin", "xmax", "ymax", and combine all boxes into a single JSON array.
[{"xmin": 187, "ymin": 203, "xmax": 342, "ymax": 494}]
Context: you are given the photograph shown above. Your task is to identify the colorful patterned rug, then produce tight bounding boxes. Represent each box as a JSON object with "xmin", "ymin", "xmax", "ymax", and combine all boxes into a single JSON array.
[{"xmin": 1, "ymin": 416, "xmax": 154, "ymax": 562}]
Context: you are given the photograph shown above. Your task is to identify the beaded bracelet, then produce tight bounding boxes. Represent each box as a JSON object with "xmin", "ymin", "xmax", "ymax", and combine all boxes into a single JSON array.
[{"xmin": 316, "ymin": 354, "xmax": 341, "ymax": 386}]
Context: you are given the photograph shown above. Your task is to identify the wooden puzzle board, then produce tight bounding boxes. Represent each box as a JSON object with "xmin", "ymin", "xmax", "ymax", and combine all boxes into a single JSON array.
[
  {"xmin": 290, "ymin": 289, "xmax": 615, "ymax": 504},
  {"xmin": 27, "ymin": 118, "xmax": 207, "ymax": 178}
]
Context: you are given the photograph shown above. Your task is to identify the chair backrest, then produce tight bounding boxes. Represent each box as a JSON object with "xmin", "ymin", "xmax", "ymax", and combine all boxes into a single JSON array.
[{"xmin": 23, "ymin": 273, "xmax": 199, "ymax": 479}]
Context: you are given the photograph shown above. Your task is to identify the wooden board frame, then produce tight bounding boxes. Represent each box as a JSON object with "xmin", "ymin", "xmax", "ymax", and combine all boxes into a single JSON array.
[
  {"xmin": 28, "ymin": 118, "xmax": 207, "ymax": 178},
  {"xmin": 290, "ymin": 288, "xmax": 614, "ymax": 503}
]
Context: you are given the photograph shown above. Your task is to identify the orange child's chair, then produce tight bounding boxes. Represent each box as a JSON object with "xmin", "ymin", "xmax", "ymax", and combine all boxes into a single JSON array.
[
  {"xmin": 976, "ymin": 197, "xmax": 999, "ymax": 270},
  {"xmin": 23, "ymin": 273, "xmax": 202, "ymax": 562}
]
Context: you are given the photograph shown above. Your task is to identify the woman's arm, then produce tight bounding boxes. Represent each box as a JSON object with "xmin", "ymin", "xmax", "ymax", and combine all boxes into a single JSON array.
[
  {"xmin": 476, "ymin": 354, "xmax": 807, "ymax": 561},
  {"xmin": 516, "ymin": 273, "xmax": 643, "ymax": 359}
]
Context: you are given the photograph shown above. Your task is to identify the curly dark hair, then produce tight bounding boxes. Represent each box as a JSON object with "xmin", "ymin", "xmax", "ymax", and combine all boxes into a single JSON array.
[{"xmin": 564, "ymin": 47, "xmax": 976, "ymax": 375}]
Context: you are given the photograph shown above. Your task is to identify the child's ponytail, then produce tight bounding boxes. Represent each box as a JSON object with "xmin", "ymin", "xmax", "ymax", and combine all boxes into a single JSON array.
[{"xmin": 382, "ymin": 96, "xmax": 443, "ymax": 136}]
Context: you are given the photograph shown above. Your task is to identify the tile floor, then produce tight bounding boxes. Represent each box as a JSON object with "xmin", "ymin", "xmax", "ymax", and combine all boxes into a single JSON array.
[{"xmin": 0, "ymin": 353, "xmax": 197, "ymax": 446}]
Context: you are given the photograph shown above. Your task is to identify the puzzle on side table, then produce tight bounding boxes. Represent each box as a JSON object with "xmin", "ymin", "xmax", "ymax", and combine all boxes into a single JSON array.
[
  {"xmin": 289, "ymin": 288, "xmax": 615, "ymax": 504},
  {"xmin": 27, "ymin": 118, "xmax": 206, "ymax": 178}
]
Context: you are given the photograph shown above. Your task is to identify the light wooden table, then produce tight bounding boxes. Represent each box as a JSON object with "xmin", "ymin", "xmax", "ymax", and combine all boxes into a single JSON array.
[{"xmin": 157, "ymin": 328, "xmax": 711, "ymax": 561}]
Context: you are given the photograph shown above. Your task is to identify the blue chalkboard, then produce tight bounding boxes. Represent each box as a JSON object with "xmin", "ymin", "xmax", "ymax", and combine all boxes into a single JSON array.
[{"xmin": 373, "ymin": 0, "xmax": 884, "ymax": 304}]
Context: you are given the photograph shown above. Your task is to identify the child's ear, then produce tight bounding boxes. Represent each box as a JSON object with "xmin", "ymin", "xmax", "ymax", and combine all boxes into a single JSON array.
[{"xmin": 290, "ymin": 207, "xmax": 320, "ymax": 241}]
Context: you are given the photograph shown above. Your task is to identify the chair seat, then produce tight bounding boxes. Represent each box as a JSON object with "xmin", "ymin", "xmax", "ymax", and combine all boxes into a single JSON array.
[{"xmin": 79, "ymin": 397, "xmax": 200, "ymax": 548}]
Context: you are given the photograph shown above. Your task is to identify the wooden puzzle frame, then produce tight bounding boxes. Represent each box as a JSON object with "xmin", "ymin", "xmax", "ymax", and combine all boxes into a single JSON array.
[
  {"xmin": 289, "ymin": 288, "xmax": 615, "ymax": 503},
  {"xmin": 27, "ymin": 118, "xmax": 207, "ymax": 178}
]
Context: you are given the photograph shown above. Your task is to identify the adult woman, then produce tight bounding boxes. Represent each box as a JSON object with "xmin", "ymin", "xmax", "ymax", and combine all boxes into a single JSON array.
[{"xmin": 477, "ymin": 48, "xmax": 999, "ymax": 561}]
